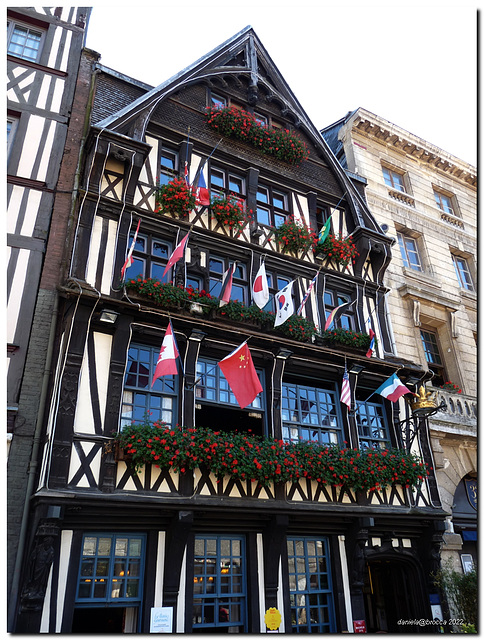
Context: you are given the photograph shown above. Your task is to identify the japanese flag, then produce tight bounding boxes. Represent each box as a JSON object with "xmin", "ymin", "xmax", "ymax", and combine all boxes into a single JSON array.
[{"xmin": 252, "ymin": 261, "xmax": 270, "ymax": 309}]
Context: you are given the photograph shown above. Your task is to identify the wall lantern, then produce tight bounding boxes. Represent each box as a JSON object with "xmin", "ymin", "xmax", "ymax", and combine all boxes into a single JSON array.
[
  {"xmin": 98, "ymin": 309, "xmax": 119, "ymax": 324},
  {"xmin": 349, "ymin": 363, "xmax": 365, "ymax": 375},
  {"xmin": 276, "ymin": 348, "xmax": 292, "ymax": 361},
  {"xmin": 398, "ymin": 385, "xmax": 446, "ymax": 450}
]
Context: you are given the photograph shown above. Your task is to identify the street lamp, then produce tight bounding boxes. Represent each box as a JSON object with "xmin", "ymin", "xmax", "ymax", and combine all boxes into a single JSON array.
[{"xmin": 398, "ymin": 386, "xmax": 446, "ymax": 450}]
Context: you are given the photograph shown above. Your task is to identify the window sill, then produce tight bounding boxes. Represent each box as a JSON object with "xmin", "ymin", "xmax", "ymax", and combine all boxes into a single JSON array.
[
  {"xmin": 440, "ymin": 211, "xmax": 464, "ymax": 229},
  {"xmin": 401, "ymin": 267, "xmax": 442, "ymax": 290}
]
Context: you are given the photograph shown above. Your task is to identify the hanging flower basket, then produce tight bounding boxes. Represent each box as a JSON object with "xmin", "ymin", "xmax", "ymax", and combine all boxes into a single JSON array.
[
  {"xmin": 318, "ymin": 328, "xmax": 373, "ymax": 351},
  {"xmin": 440, "ymin": 381, "xmax": 462, "ymax": 394},
  {"xmin": 210, "ymin": 196, "xmax": 248, "ymax": 231},
  {"xmin": 154, "ymin": 178, "xmax": 199, "ymax": 218},
  {"xmin": 316, "ymin": 233, "xmax": 359, "ymax": 267},
  {"xmin": 273, "ymin": 216, "xmax": 318, "ymax": 254},
  {"xmin": 112, "ymin": 420, "xmax": 429, "ymax": 491},
  {"xmin": 206, "ymin": 105, "xmax": 309, "ymax": 166}
]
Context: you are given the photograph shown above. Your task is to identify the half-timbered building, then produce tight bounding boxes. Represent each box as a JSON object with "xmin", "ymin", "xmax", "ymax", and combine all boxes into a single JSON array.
[
  {"xmin": 14, "ymin": 27, "xmax": 449, "ymax": 633},
  {"xmin": 7, "ymin": 6, "xmax": 91, "ymax": 630}
]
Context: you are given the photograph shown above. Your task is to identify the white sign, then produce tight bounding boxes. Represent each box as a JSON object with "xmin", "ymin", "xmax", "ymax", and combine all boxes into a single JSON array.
[{"xmin": 150, "ymin": 607, "xmax": 173, "ymax": 633}]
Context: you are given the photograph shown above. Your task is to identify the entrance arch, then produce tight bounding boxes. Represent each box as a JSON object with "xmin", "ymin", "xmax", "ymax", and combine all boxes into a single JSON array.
[{"xmin": 363, "ymin": 557, "xmax": 429, "ymax": 633}]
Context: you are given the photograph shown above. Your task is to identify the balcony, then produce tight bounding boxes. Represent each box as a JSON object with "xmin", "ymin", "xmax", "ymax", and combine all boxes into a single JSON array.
[{"xmin": 428, "ymin": 388, "xmax": 476, "ymax": 434}]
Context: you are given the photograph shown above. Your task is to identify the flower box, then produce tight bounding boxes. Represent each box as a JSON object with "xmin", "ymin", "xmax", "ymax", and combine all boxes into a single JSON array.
[
  {"xmin": 273, "ymin": 216, "xmax": 318, "ymax": 254},
  {"xmin": 315, "ymin": 233, "xmax": 359, "ymax": 267},
  {"xmin": 154, "ymin": 178, "xmax": 199, "ymax": 218}
]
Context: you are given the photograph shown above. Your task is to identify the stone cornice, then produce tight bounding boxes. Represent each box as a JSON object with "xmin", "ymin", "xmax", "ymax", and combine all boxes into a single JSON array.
[{"xmin": 350, "ymin": 110, "xmax": 476, "ymax": 188}]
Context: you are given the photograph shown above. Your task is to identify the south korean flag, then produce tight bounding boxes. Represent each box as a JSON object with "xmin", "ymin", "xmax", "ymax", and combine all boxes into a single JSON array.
[{"xmin": 274, "ymin": 280, "xmax": 295, "ymax": 327}]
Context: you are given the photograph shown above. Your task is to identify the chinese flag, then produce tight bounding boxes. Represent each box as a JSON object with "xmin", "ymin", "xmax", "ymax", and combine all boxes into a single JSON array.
[{"xmin": 218, "ymin": 342, "xmax": 263, "ymax": 409}]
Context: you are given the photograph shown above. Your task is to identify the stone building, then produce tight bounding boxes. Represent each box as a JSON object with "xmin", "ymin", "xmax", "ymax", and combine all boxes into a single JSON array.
[
  {"xmin": 7, "ymin": 6, "xmax": 92, "ymax": 630},
  {"xmin": 322, "ymin": 107, "xmax": 477, "ymax": 581},
  {"xmin": 11, "ymin": 29, "xmax": 453, "ymax": 633}
]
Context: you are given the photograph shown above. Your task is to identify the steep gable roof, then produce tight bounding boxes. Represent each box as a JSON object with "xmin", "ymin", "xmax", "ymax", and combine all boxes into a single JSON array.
[{"xmin": 94, "ymin": 26, "xmax": 386, "ymax": 236}]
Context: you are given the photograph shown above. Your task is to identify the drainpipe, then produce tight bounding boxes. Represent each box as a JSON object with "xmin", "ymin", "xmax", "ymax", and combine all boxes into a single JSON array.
[{"xmin": 8, "ymin": 292, "xmax": 59, "ymax": 631}]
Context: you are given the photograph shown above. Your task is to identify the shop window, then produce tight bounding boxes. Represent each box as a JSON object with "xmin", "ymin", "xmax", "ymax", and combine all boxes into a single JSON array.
[
  {"xmin": 7, "ymin": 20, "xmax": 44, "ymax": 62},
  {"xmin": 382, "ymin": 165, "xmax": 407, "ymax": 193},
  {"xmin": 355, "ymin": 393, "xmax": 391, "ymax": 450},
  {"xmin": 73, "ymin": 533, "xmax": 145, "ymax": 633},
  {"xmin": 287, "ymin": 537, "xmax": 336, "ymax": 633},
  {"xmin": 281, "ymin": 382, "xmax": 343, "ymax": 445},
  {"xmin": 420, "ymin": 329, "xmax": 447, "ymax": 387},
  {"xmin": 452, "ymin": 254, "xmax": 475, "ymax": 291},
  {"xmin": 192, "ymin": 535, "xmax": 247, "ymax": 633},
  {"xmin": 194, "ymin": 357, "xmax": 264, "ymax": 436},
  {"xmin": 159, "ymin": 147, "xmax": 178, "ymax": 186},
  {"xmin": 323, "ymin": 290, "xmax": 354, "ymax": 330},
  {"xmin": 121, "ymin": 344, "xmax": 177, "ymax": 428},
  {"xmin": 208, "ymin": 255, "xmax": 247, "ymax": 304},
  {"xmin": 256, "ymin": 185, "xmax": 289, "ymax": 227},
  {"xmin": 123, "ymin": 233, "xmax": 173, "ymax": 282},
  {"xmin": 397, "ymin": 232, "xmax": 423, "ymax": 271}
]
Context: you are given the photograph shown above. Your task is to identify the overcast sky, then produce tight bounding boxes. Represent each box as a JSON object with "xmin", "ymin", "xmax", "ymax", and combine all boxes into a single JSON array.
[{"xmin": 84, "ymin": 3, "xmax": 477, "ymax": 166}]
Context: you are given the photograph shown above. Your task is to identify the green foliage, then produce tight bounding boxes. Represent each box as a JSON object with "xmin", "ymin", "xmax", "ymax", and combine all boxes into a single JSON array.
[
  {"xmin": 113, "ymin": 420, "xmax": 428, "ymax": 491},
  {"xmin": 210, "ymin": 196, "xmax": 248, "ymax": 230},
  {"xmin": 316, "ymin": 233, "xmax": 359, "ymax": 267},
  {"xmin": 433, "ymin": 560, "xmax": 477, "ymax": 630},
  {"xmin": 155, "ymin": 178, "xmax": 198, "ymax": 217},
  {"xmin": 320, "ymin": 327, "xmax": 373, "ymax": 350}
]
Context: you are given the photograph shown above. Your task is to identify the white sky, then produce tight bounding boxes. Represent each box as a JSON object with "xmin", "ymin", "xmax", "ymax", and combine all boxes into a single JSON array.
[{"xmin": 84, "ymin": 3, "xmax": 477, "ymax": 166}]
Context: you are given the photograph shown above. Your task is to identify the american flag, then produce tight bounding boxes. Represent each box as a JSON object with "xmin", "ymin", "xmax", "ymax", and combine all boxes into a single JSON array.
[{"xmin": 340, "ymin": 369, "xmax": 351, "ymax": 409}]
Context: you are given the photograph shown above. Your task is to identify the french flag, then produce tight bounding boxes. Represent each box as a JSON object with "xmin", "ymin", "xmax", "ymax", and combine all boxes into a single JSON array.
[
  {"xmin": 374, "ymin": 373, "xmax": 412, "ymax": 403},
  {"xmin": 196, "ymin": 170, "xmax": 210, "ymax": 206}
]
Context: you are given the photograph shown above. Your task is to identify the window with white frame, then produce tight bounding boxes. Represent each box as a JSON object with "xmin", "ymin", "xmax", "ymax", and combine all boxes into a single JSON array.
[
  {"xmin": 397, "ymin": 231, "xmax": 423, "ymax": 271},
  {"xmin": 7, "ymin": 20, "xmax": 44, "ymax": 62},
  {"xmin": 420, "ymin": 328, "xmax": 447, "ymax": 387},
  {"xmin": 121, "ymin": 344, "xmax": 177, "ymax": 429},
  {"xmin": 452, "ymin": 254, "xmax": 475, "ymax": 291}
]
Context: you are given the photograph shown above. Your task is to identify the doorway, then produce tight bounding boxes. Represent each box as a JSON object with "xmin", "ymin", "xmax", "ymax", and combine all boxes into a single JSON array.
[{"xmin": 363, "ymin": 560, "xmax": 425, "ymax": 633}]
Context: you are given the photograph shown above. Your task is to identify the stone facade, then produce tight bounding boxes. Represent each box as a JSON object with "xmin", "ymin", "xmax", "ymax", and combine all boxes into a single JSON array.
[{"xmin": 322, "ymin": 107, "xmax": 477, "ymax": 576}]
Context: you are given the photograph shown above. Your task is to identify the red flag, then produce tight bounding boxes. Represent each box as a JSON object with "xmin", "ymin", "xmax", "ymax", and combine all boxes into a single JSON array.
[
  {"xmin": 219, "ymin": 263, "xmax": 236, "ymax": 307},
  {"xmin": 121, "ymin": 218, "xmax": 141, "ymax": 279},
  {"xmin": 162, "ymin": 232, "xmax": 190, "ymax": 278},
  {"xmin": 218, "ymin": 342, "xmax": 263, "ymax": 409},
  {"xmin": 151, "ymin": 321, "xmax": 180, "ymax": 386}
]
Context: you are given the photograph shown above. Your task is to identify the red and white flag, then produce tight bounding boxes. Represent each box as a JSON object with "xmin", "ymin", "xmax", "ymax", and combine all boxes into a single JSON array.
[
  {"xmin": 252, "ymin": 261, "xmax": 269, "ymax": 309},
  {"xmin": 162, "ymin": 232, "xmax": 190, "ymax": 278},
  {"xmin": 219, "ymin": 262, "xmax": 236, "ymax": 307},
  {"xmin": 121, "ymin": 218, "xmax": 141, "ymax": 279},
  {"xmin": 366, "ymin": 326, "xmax": 376, "ymax": 358},
  {"xmin": 274, "ymin": 280, "xmax": 295, "ymax": 327},
  {"xmin": 218, "ymin": 341, "xmax": 263, "ymax": 409},
  {"xmin": 151, "ymin": 321, "xmax": 180, "ymax": 386}
]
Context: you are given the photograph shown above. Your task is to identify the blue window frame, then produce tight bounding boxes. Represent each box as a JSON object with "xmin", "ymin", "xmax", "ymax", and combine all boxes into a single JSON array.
[
  {"xmin": 124, "ymin": 233, "xmax": 173, "ymax": 282},
  {"xmin": 208, "ymin": 255, "xmax": 247, "ymax": 304},
  {"xmin": 281, "ymin": 382, "xmax": 342, "ymax": 445},
  {"xmin": 159, "ymin": 147, "xmax": 178, "ymax": 186},
  {"xmin": 287, "ymin": 537, "xmax": 336, "ymax": 633},
  {"xmin": 355, "ymin": 399, "xmax": 390, "ymax": 449},
  {"xmin": 195, "ymin": 357, "xmax": 263, "ymax": 410},
  {"xmin": 76, "ymin": 533, "xmax": 145, "ymax": 605},
  {"xmin": 192, "ymin": 535, "xmax": 247, "ymax": 632},
  {"xmin": 121, "ymin": 344, "xmax": 177, "ymax": 428}
]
